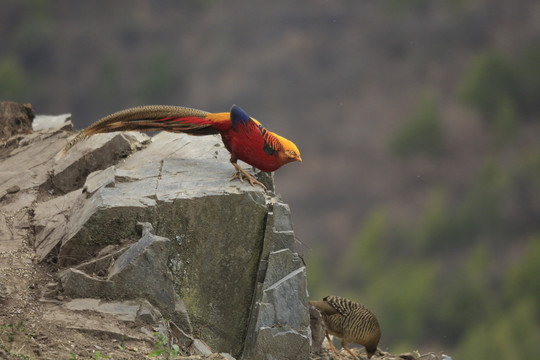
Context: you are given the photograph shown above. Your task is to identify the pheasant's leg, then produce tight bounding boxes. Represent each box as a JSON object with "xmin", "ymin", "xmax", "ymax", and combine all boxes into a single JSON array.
[
  {"xmin": 342, "ymin": 341, "xmax": 363, "ymax": 360},
  {"xmin": 230, "ymin": 160, "xmax": 267, "ymax": 191},
  {"xmin": 229, "ymin": 156, "xmax": 244, "ymax": 183},
  {"xmin": 326, "ymin": 333, "xmax": 339, "ymax": 355}
]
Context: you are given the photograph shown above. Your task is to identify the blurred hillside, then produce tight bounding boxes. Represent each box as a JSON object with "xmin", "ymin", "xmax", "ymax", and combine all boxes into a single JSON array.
[{"xmin": 1, "ymin": 0, "xmax": 539, "ymax": 359}]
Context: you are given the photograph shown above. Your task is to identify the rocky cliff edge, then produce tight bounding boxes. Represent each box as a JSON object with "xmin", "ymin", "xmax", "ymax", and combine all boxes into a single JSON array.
[{"xmin": 0, "ymin": 105, "xmax": 310, "ymax": 359}]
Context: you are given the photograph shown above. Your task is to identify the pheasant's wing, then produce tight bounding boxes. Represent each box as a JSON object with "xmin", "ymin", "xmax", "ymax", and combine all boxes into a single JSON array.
[
  {"xmin": 323, "ymin": 296, "xmax": 362, "ymax": 317},
  {"xmin": 229, "ymin": 105, "xmax": 283, "ymax": 156}
]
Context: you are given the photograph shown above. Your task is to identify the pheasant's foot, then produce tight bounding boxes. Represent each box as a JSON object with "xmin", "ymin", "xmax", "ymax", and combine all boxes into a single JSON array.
[
  {"xmin": 230, "ymin": 164, "xmax": 267, "ymax": 191},
  {"xmin": 230, "ymin": 171, "xmax": 244, "ymax": 183}
]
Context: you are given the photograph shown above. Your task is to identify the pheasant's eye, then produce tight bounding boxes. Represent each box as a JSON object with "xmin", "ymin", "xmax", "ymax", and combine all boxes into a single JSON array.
[{"xmin": 289, "ymin": 150, "xmax": 296, "ymax": 156}]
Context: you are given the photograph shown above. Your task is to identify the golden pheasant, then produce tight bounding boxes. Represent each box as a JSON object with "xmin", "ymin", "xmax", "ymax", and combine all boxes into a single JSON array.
[
  {"xmin": 310, "ymin": 296, "xmax": 381, "ymax": 359},
  {"xmin": 59, "ymin": 105, "xmax": 301, "ymax": 190}
]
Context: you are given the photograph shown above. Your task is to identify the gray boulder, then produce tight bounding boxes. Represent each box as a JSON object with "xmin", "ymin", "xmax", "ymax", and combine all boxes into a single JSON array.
[{"xmin": 241, "ymin": 210, "xmax": 311, "ymax": 360}]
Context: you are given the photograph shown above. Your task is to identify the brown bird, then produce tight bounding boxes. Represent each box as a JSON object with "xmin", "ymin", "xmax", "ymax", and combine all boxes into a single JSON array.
[
  {"xmin": 310, "ymin": 296, "xmax": 381, "ymax": 359},
  {"xmin": 58, "ymin": 105, "xmax": 301, "ymax": 191}
]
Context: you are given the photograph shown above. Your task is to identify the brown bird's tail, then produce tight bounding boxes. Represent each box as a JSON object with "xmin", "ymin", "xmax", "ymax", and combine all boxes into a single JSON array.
[{"xmin": 57, "ymin": 105, "xmax": 215, "ymax": 159}]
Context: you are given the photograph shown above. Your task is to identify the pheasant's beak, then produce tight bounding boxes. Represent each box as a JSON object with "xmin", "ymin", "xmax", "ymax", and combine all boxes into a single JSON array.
[{"xmin": 296, "ymin": 155, "xmax": 302, "ymax": 163}]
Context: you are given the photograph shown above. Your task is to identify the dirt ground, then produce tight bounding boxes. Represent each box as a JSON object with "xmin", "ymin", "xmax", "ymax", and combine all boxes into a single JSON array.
[
  {"xmin": 311, "ymin": 344, "xmax": 446, "ymax": 360},
  {"xmin": 0, "ymin": 241, "xmax": 149, "ymax": 360},
  {"xmin": 0, "ymin": 249, "xmax": 240, "ymax": 360}
]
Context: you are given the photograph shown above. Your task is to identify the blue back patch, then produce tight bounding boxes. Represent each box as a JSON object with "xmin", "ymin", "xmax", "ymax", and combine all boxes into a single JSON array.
[{"xmin": 230, "ymin": 105, "xmax": 252, "ymax": 128}]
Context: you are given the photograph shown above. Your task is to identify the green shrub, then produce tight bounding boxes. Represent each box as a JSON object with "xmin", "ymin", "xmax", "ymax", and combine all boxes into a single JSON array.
[
  {"xmin": 413, "ymin": 188, "xmax": 453, "ymax": 253},
  {"xmin": 459, "ymin": 46, "xmax": 540, "ymax": 124},
  {"xmin": 338, "ymin": 208, "xmax": 389, "ymax": 288},
  {"xmin": 503, "ymin": 234, "xmax": 540, "ymax": 304},
  {"xmin": 510, "ymin": 152, "xmax": 540, "ymax": 226},
  {"xmin": 366, "ymin": 261, "xmax": 440, "ymax": 348},
  {"xmin": 515, "ymin": 46, "xmax": 540, "ymax": 115},
  {"xmin": 459, "ymin": 51, "xmax": 517, "ymax": 120},
  {"xmin": 0, "ymin": 56, "xmax": 28, "ymax": 101},
  {"xmin": 390, "ymin": 94, "xmax": 444, "ymax": 157},
  {"xmin": 492, "ymin": 95, "xmax": 519, "ymax": 143},
  {"xmin": 455, "ymin": 300, "xmax": 539, "ymax": 360},
  {"xmin": 455, "ymin": 159, "xmax": 509, "ymax": 242},
  {"xmin": 436, "ymin": 244, "xmax": 495, "ymax": 342}
]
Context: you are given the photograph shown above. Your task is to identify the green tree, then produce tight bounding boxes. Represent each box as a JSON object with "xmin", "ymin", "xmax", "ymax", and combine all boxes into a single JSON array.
[
  {"xmin": 437, "ymin": 244, "xmax": 495, "ymax": 343},
  {"xmin": 390, "ymin": 93, "xmax": 444, "ymax": 158},
  {"xmin": 459, "ymin": 51, "xmax": 517, "ymax": 121},
  {"xmin": 366, "ymin": 261, "xmax": 440, "ymax": 350},
  {"xmin": 459, "ymin": 46, "xmax": 540, "ymax": 125},
  {"xmin": 413, "ymin": 187, "xmax": 452, "ymax": 253},
  {"xmin": 338, "ymin": 208, "xmax": 389, "ymax": 289},
  {"xmin": 492, "ymin": 95, "xmax": 518, "ymax": 144},
  {"xmin": 455, "ymin": 159, "xmax": 509, "ymax": 243},
  {"xmin": 455, "ymin": 300, "xmax": 540, "ymax": 360}
]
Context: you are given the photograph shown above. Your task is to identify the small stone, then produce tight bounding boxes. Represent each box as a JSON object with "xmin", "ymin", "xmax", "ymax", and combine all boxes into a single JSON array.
[
  {"xmin": 6, "ymin": 185, "xmax": 20, "ymax": 194},
  {"xmin": 83, "ymin": 166, "xmax": 116, "ymax": 196},
  {"xmin": 169, "ymin": 323, "xmax": 194, "ymax": 348},
  {"xmin": 190, "ymin": 339, "xmax": 213, "ymax": 356},
  {"xmin": 136, "ymin": 300, "xmax": 162, "ymax": 324},
  {"xmin": 220, "ymin": 353, "xmax": 236, "ymax": 360},
  {"xmin": 135, "ymin": 222, "xmax": 154, "ymax": 236},
  {"xmin": 140, "ymin": 327, "xmax": 154, "ymax": 338},
  {"xmin": 309, "ymin": 304, "xmax": 325, "ymax": 352},
  {"xmin": 32, "ymin": 114, "xmax": 72, "ymax": 131}
]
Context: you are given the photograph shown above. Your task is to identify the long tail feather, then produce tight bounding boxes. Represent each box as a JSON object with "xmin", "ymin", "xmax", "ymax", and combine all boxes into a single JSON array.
[{"xmin": 57, "ymin": 105, "xmax": 214, "ymax": 158}]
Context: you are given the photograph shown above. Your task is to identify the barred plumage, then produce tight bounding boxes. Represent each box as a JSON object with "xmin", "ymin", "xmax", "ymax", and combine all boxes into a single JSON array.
[{"xmin": 310, "ymin": 296, "xmax": 381, "ymax": 359}]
